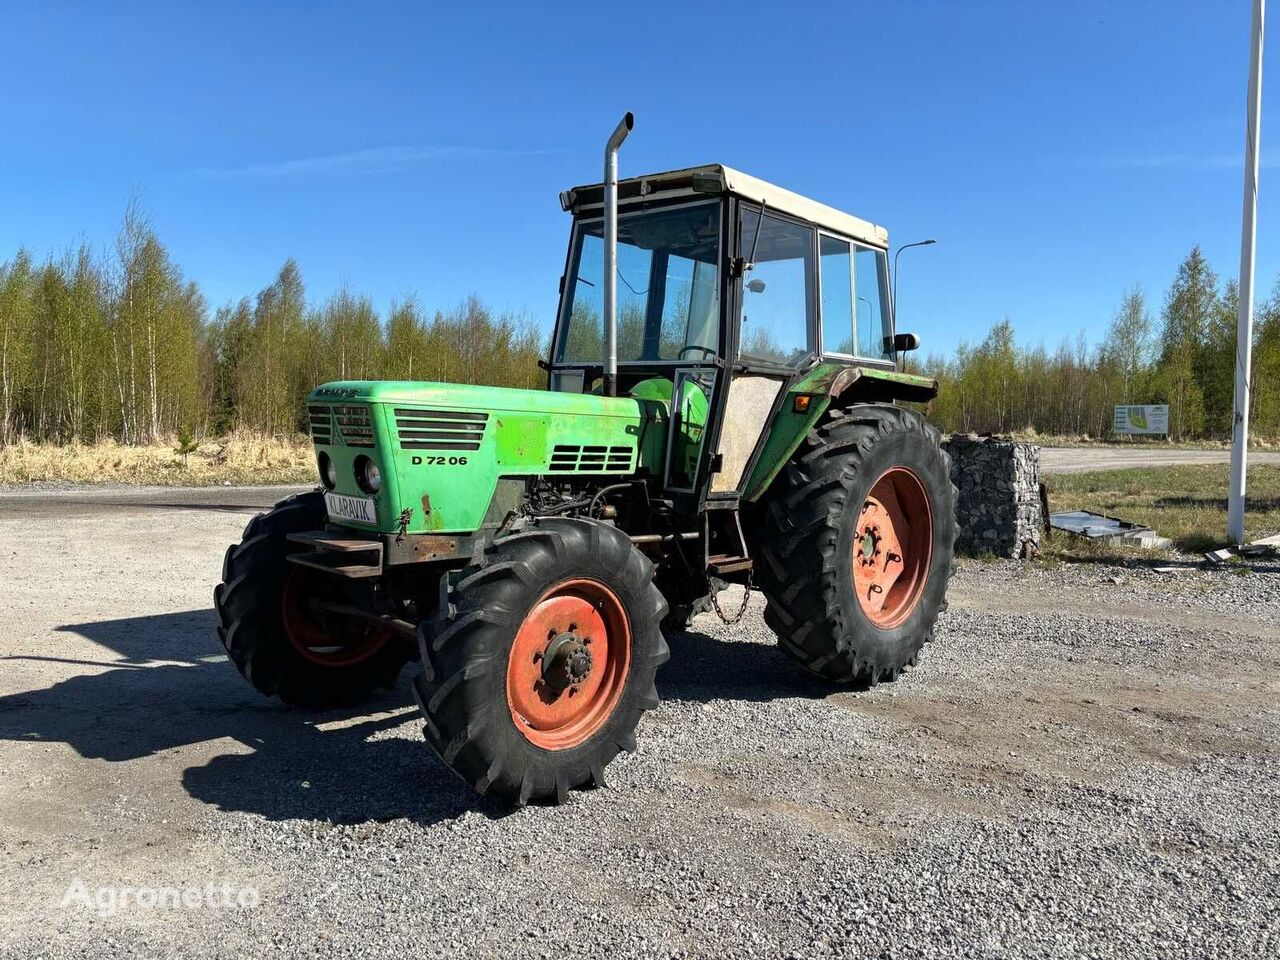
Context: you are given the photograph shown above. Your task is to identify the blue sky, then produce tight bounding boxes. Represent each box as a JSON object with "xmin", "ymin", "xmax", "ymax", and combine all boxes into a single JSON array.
[{"xmin": 1, "ymin": 1, "xmax": 1275, "ymax": 358}]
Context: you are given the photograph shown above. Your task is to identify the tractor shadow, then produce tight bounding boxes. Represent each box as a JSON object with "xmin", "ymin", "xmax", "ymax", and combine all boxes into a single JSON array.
[
  {"xmin": 0, "ymin": 609, "xmax": 509, "ymax": 827},
  {"xmin": 658, "ymin": 622, "xmax": 854, "ymax": 703},
  {"xmin": 0, "ymin": 610, "xmax": 837, "ymax": 826}
]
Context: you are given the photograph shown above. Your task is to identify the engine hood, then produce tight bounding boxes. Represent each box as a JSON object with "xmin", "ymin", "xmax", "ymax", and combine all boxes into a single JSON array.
[{"xmin": 309, "ymin": 380, "xmax": 643, "ymax": 420}]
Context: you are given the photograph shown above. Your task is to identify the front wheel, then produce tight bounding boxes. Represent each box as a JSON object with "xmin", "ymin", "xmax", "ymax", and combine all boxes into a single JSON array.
[
  {"xmin": 757, "ymin": 403, "xmax": 956, "ymax": 685},
  {"xmin": 214, "ymin": 491, "xmax": 414, "ymax": 708},
  {"xmin": 414, "ymin": 517, "xmax": 668, "ymax": 805}
]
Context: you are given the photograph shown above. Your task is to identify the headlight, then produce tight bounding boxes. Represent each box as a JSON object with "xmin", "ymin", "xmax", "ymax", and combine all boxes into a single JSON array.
[
  {"xmin": 355, "ymin": 456, "xmax": 382, "ymax": 494},
  {"xmin": 317, "ymin": 452, "xmax": 337, "ymax": 490}
]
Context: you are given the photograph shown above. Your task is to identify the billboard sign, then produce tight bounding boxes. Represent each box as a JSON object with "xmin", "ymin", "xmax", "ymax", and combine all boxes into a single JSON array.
[{"xmin": 1113, "ymin": 404, "xmax": 1169, "ymax": 436}]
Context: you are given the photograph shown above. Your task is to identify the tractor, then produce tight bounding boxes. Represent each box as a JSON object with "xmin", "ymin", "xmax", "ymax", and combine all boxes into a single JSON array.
[{"xmin": 214, "ymin": 114, "xmax": 956, "ymax": 805}]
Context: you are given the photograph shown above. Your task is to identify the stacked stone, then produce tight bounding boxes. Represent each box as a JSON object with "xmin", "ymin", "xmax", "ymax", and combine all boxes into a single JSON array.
[{"xmin": 941, "ymin": 435, "xmax": 1043, "ymax": 559}]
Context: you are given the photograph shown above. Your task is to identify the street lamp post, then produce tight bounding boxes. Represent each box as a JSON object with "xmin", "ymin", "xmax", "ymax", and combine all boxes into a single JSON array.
[
  {"xmin": 892, "ymin": 239, "xmax": 937, "ymax": 369},
  {"xmin": 893, "ymin": 239, "xmax": 937, "ymax": 322}
]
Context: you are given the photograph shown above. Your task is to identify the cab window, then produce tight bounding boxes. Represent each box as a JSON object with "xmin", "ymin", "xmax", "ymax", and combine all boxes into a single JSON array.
[
  {"xmin": 854, "ymin": 246, "xmax": 892, "ymax": 361},
  {"xmin": 556, "ymin": 202, "xmax": 721, "ymax": 364},
  {"xmin": 738, "ymin": 209, "xmax": 813, "ymax": 366},
  {"xmin": 819, "ymin": 235, "xmax": 855, "ymax": 355}
]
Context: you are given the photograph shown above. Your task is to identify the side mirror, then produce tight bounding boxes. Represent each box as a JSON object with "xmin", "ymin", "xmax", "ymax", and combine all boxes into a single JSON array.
[
  {"xmin": 746, "ymin": 279, "xmax": 767, "ymax": 294},
  {"xmin": 889, "ymin": 332, "xmax": 920, "ymax": 353}
]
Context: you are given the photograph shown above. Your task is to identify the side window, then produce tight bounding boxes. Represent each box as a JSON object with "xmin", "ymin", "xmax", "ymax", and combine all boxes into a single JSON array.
[
  {"xmin": 738, "ymin": 210, "xmax": 813, "ymax": 366},
  {"xmin": 854, "ymin": 246, "xmax": 891, "ymax": 360},
  {"xmin": 819, "ymin": 235, "xmax": 855, "ymax": 355}
]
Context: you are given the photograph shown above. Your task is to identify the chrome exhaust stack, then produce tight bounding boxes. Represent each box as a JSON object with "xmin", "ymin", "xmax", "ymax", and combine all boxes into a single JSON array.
[{"xmin": 602, "ymin": 111, "xmax": 633, "ymax": 398}]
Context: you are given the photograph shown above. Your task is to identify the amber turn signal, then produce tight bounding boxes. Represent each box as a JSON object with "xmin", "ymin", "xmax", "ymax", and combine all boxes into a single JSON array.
[{"xmin": 793, "ymin": 395, "xmax": 812, "ymax": 413}]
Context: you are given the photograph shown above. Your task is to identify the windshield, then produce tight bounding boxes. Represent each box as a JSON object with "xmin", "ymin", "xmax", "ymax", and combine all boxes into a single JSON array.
[{"xmin": 556, "ymin": 202, "xmax": 721, "ymax": 364}]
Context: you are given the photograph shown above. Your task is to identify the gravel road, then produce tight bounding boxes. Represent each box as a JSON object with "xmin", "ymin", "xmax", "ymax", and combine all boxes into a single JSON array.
[
  {"xmin": 1, "ymin": 489, "xmax": 1278, "ymax": 958},
  {"xmin": 1039, "ymin": 446, "xmax": 1280, "ymax": 474}
]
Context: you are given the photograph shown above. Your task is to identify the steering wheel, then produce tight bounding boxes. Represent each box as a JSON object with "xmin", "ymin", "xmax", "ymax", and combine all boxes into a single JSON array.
[{"xmin": 678, "ymin": 344, "xmax": 717, "ymax": 362}]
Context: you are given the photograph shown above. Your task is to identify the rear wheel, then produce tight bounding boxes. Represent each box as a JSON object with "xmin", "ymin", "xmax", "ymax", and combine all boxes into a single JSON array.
[
  {"xmin": 414, "ymin": 517, "xmax": 668, "ymax": 805},
  {"xmin": 757, "ymin": 403, "xmax": 956, "ymax": 685},
  {"xmin": 215, "ymin": 491, "xmax": 414, "ymax": 708}
]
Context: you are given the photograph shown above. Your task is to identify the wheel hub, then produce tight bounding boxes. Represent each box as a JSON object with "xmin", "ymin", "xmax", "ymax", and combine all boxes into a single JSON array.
[
  {"xmin": 540, "ymin": 629, "xmax": 594, "ymax": 692},
  {"xmin": 858, "ymin": 527, "xmax": 882, "ymax": 566}
]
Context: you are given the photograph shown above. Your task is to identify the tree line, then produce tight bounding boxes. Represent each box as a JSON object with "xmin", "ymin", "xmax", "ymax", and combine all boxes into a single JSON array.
[
  {"xmin": 914, "ymin": 247, "xmax": 1280, "ymax": 440},
  {"xmin": 2, "ymin": 210, "xmax": 1278, "ymax": 445},
  {"xmin": 0, "ymin": 205, "xmax": 542, "ymax": 445}
]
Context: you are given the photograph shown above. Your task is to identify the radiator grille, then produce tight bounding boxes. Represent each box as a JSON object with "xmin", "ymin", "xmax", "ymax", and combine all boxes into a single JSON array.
[
  {"xmin": 395, "ymin": 408, "xmax": 488, "ymax": 451},
  {"xmin": 307, "ymin": 405, "xmax": 333, "ymax": 445},
  {"xmin": 549, "ymin": 444, "xmax": 634, "ymax": 472},
  {"xmin": 332, "ymin": 405, "xmax": 374, "ymax": 448}
]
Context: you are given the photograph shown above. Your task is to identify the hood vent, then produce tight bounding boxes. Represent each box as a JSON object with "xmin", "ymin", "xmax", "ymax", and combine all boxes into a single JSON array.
[
  {"xmin": 549, "ymin": 444, "xmax": 634, "ymax": 473},
  {"xmin": 395, "ymin": 408, "xmax": 488, "ymax": 451}
]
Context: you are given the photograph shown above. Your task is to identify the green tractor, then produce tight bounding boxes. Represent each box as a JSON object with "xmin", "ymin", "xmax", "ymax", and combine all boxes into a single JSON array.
[{"xmin": 215, "ymin": 114, "xmax": 956, "ymax": 805}]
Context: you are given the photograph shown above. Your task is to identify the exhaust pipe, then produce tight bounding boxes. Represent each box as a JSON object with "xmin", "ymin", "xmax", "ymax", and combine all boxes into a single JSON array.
[{"xmin": 602, "ymin": 112, "xmax": 633, "ymax": 398}]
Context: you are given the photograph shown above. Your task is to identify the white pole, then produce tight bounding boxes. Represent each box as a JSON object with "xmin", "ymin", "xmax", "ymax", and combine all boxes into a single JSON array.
[{"xmin": 1229, "ymin": 0, "xmax": 1266, "ymax": 545}]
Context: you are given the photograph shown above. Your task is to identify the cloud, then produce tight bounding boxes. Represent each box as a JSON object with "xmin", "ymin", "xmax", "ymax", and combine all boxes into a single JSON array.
[{"xmin": 187, "ymin": 144, "xmax": 548, "ymax": 180}]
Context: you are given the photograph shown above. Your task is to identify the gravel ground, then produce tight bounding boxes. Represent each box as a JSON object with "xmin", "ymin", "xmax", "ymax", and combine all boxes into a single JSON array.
[{"xmin": 1, "ymin": 493, "xmax": 1278, "ymax": 958}]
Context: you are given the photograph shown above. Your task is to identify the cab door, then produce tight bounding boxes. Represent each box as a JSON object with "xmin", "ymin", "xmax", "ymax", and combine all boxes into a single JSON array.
[
  {"xmin": 663, "ymin": 366, "xmax": 717, "ymax": 493},
  {"xmin": 659, "ymin": 242, "xmax": 723, "ymax": 494},
  {"xmin": 709, "ymin": 205, "xmax": 817, "ymax": 496}
]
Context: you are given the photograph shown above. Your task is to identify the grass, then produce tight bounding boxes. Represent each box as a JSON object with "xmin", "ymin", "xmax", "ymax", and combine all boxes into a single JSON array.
[
  {"xmin": 1045, "ymin": 463, "xmax": 1280, "ymax": 556},
  {"xmin": 0, "ymin": 432, "xmax": 316, "ymax": 486}
]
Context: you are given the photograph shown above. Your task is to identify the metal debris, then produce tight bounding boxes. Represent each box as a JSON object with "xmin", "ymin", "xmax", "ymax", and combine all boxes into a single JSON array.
[
  {"xmin": 1205, "ymin": 537, "xmax": 1279, "ymax": 565},
  {"xmin": 1050, "ymin": 510, "xmax": 1144, "ymax": 539},
  {"xmin": 1049, "ymin": 510, "xmax": 1172, "ymax": 550}
]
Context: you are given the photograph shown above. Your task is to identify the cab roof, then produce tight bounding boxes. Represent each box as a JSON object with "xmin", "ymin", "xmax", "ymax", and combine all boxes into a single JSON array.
[{"xmin": 560, "ymin": 163, "xmax": 889, "ymax": 250}]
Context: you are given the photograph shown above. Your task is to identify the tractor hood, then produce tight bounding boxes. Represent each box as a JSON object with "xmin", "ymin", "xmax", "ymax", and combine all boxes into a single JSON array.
[
  {"xmin": 309, "ymin": 380, "xmax": 643, "ymax": 420},
  {"xmin": 305, "ymin": 380, "xmax": 661, "ymax": 535}
]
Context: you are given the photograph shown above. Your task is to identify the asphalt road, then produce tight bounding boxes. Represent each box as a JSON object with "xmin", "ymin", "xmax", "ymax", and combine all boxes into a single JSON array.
[{"xmin": 0, "ymin": 483, "xmax": 312, "ymax": 519}]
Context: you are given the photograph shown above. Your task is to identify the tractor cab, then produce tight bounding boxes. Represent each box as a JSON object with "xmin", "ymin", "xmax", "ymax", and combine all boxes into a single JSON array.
[{"xmin": 550, "ymin": 163, "xmax": 925, "ymax": 508}]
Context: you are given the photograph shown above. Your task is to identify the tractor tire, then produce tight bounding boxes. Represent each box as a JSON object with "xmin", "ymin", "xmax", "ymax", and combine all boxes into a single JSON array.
[
  {"xmin": 215, "ymin": 490, "xmax": 414, "ymax": 708},
  {"xmin": 414, "ymin": 517, "xmax": 668, "ymax": 805},
  {"xmin": 757, "ymin": 403, "xmax": 956, "ymax": 685}
]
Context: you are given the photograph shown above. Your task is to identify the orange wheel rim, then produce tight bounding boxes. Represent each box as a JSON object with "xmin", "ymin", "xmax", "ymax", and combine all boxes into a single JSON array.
[
  {"xmin": 506, "ymin": 578, "xmax": 631, "ymax": 750},
  {"xmin": 853, "ymin": 467, "xmax": 933, "ymax": 629},
  {"xmin": 280, "ymin": 567, "xmax": 389, "ymax": 667}
]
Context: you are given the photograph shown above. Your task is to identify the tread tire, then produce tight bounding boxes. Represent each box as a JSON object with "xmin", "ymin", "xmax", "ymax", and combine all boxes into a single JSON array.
[
  {"xmin": 214, "ymin": 490, "xmax": 413, "ymax": 708},
  {"xmin": 757, "ymin": 403, "xmax": 957, "ymax": 685},
  {"xmin": 414, "ymin": 517, "xmax": 668, "ymax": 805}
]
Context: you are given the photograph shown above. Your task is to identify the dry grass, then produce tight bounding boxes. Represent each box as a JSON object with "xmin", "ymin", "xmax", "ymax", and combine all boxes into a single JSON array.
[
  {"xmin": 0, "ymin": 432, "xmax": 316, "ymax": 486},
  {"xmin": 1044, "ymin": 462, "xmax": 1280, "ymax": 556}
]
